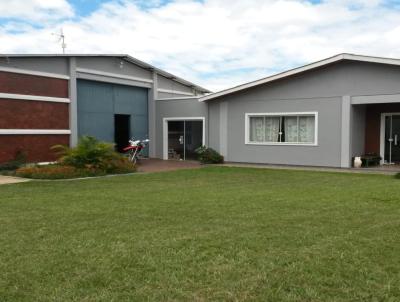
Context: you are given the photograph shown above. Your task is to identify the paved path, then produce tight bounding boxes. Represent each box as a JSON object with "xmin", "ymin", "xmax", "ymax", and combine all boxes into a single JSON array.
[
  {"xmin": 220, "ymin": 162, "xmax": 400, "ymax": 175},
  {"xmin": 137, "ymin": 158, "xmax": 201, "ymax": 173},
  {"xmin": 0, "ymin": 176, "xmax": 30, "ymax": 185}
]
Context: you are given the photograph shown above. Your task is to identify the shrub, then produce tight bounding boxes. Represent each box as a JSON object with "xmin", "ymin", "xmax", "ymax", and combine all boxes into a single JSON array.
[
  {"xmin": 14, "ymin": 136, "xmax": 137, "ymax": 179},
  {"xmin": 195, "ymin": 146, "xmax": 224, "ymax": 164},
  {"xmin": 0, "ymin": 151, "xmax": 26, "ymax": 172},
  {"xmin": 395, "ymin": 173, "xmax": 400, "ymax": 179},
  {"xmin": 52, "ymin": 136, "xmax": 126, "ymax": 170},
  {"xmin": 15, "ymin": 161, "xmax": 136, "ymax": 180},
  {"xmin": 16, "ymin": 165, "xmax": 88, "ymax": 179}
]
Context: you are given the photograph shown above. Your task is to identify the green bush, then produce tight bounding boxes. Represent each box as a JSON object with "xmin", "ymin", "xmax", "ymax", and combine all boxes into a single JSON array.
[
  {"xmin": 52, "ymin": 136, "xmax": 126, "ymax": 171},
  {"xmin": 12, "ymin": 136, "xmax": 138, "ymax": 179},
  {"xmin": 195, "ymin": 146, "xmax": 224, "ymax": 164},
  {"xmin": 15, "ymin": 161, "xmax": 136, "ymax": 180},
  {"xmin": 395, "ymin": 173, "xmax": 400, "ymax": 179},
  {"xmin": 0, "ymin": 151, "xmax": 26, "ymax": 172}
]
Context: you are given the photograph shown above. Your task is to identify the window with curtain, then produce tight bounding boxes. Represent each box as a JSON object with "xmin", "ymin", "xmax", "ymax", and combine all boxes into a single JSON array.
[{"xmin": 248, "ymin": 113, "xmax": 316, "ymax": 144}]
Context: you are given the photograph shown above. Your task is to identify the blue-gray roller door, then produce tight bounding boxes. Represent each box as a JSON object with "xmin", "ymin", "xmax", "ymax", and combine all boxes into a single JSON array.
[{"xmin": 77, "ymin": 79, "xmax": 148, "ymax": 144}]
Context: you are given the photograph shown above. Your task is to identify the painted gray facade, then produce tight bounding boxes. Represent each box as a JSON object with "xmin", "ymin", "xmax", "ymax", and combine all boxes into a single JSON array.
[
  {"xmin": 2, "ymin": 53, "xmax": 400, "ymax": 168},
  {"xmin": 155, "ymin": 97, "xmax": 208, "ymax": 159},
  {"xmin": 203, "ymin": 60, "xmax": 400, "ymax": 167}
]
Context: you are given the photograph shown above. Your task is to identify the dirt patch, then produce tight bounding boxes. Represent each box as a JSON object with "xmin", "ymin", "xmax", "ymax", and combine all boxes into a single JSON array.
[{"xmin": 137, "ymin": 159, "xmax": 201, "ymax": 173}]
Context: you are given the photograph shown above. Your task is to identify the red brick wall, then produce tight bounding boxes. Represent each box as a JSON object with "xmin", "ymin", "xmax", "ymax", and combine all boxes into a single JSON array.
[
  {"xmin": 0, "ymin": 70, "xmax": 70, "ymax": 164},
  {"xmin": 365, "ymin": 103, "xmax": 400, "ymax": 154},
  {"xmin": 0, "ymin": 135, "xmax": 69, "ymax": 163},
  {"xmin": 0, "ymin": 99, "xmax": 69, "ymax": 129},
  {"xmin": 0, "ymin": 71, "xmax": 68, "ymax": 97}
]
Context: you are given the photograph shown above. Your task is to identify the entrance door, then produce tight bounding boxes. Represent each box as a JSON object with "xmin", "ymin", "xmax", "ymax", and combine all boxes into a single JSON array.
[
  {"xmin": 384, "ymin": 114, "xmax": 400, "ymax": 164},
  {"xmin": 114, "ymin": 114, "xmax": 131, "ymax": 152},
  {"xmin": 168, "ymin": 121, "xmax": 185, "ymax": 160},
  {"xmin": 184, "ymin": 121, "xmax": 203, "ymax": 159},
  {"xmin": 167, "ymin": 120, "xmax": 203, "ymax": 160}
]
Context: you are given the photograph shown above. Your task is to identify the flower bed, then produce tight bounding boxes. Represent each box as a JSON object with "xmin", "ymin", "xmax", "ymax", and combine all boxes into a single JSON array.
[
  {"xmin": 14, "ymin": 136, "xmax": 136, "ymax": 179},
  {"xmin": 15, "ymin": 161, "xmax": 136, "ymax": 180}
]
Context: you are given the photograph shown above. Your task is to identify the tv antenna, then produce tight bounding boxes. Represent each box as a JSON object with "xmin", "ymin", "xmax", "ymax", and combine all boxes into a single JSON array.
[{"xmin": 52, "ymin": 29, "xmax": 67, "ymax": 54}]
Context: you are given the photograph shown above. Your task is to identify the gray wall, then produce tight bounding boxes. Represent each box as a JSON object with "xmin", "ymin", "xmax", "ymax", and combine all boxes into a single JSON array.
[
  {"xmin": 208, "ymin": 101, "xmax": 220, "ymax": 152},
  {"xmin": 212, "ymin": 97, "xmax": 342, "ymax": 167},
  {"xmin": 0, "ymin": 57, "xmax": 69, "ymax": 75},
  {"xmin": 207, "ymin": 61, "xmax": 400, "ymax": 167},
  {"xmin": 155, "ymin": 98, "xmax": 208, "ymax": 158},
  {"xmin": 157, "ymin": 74, "xmax": 194, "ymax": 94},
  {"xmin": 76, "ymin": 57, "xmax": 153, "ymax": 81},
  {"xmin": 350, "ymin": 105, "xmax": 366, "ymax": 159}
]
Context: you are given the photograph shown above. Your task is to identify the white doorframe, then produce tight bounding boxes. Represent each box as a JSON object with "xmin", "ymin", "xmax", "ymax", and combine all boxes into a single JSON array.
[
  {"xmin": 380, "ymin": 112, "xmax": 400, "ymax": 164},
  {"xmin": 163, "ymin": 117, "xmax": 206, "ymax": 160}
]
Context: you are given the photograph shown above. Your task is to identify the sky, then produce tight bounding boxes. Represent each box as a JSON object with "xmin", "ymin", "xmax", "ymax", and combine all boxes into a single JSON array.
[{"xmin": 1, "ymin": 0, "xmax": 400, "ymax": 92}]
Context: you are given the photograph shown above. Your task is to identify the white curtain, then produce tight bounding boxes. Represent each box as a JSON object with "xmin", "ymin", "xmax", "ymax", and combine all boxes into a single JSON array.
[
  {"xmin": 250, "ymin": 117, "xmax": 265, "ymax": 142},
  {"xmin": 265, "ymin": 117, "xmax": 280, "ymax": 142},
  {"xmin": 298, "ymin": 116, "xmax": 315, "ymax": 143},
  {"xmin": 284, "ymin": 116, "xmax": 298, "ymax": 142}
]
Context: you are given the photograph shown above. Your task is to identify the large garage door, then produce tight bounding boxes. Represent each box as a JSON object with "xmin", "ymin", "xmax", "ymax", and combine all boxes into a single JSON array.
[{"xmin": 77, "ymin": 79, "xmax": 148, "ymax": 148}]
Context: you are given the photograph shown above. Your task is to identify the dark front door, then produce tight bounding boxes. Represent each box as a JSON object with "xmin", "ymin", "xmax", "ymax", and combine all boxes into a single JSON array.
[
  {"xmin": 184, "ymin": 121, "xmax": 203, "ymax": 160},
  {"xmin": 168, "ymin": 121, "xmax": 185, "ymax": 160},
  {"xmin": 384, "ymin": 114, "xmax": 400, "ymax": 164},
  {"xmin": 114, "ymin": 114, "xmax": 131, "ymax": 152}
]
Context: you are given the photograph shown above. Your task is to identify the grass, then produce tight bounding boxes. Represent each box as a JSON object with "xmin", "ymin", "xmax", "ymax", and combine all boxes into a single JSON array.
[{"xmin": 1, "ymin": 167, "xmax": 400, "ymax": 301}]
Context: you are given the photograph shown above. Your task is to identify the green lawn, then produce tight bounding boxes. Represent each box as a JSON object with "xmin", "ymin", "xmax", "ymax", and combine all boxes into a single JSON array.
[{"xmin": 1, "ymin": 167, "xmax": 400, "ymax": 301}]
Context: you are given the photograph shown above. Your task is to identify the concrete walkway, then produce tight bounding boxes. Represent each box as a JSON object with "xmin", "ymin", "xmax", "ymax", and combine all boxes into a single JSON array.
[
  {"xmin": 220, "ymin": 162, "xmax": 400, "ymax": 175},
  {"xmin": 0, "ymin": 176, "xmax": 30, "ymax": 185}
]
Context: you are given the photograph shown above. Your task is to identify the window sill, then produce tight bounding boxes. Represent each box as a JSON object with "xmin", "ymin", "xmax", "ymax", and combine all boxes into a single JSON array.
[{"xmin": 245, "ymin": 142, "xmax": 318, "ymax": 147}]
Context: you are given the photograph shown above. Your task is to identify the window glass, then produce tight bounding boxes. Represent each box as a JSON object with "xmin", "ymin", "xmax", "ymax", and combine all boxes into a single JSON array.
[
  {"xmin": 265, "ymin": 117, "xmax": 280, "ymax": 142},
  {"xmin": 249, "ymin": 117, "xmax": 265, "ymax": 142},
  {"xmin": 298, "ymin": 116, "xmax": 315, "ymax": 143},
  {"xmin": 284, "ymin": 116, "xmax": 298, "ymax": 143},
  {"xmin": 248, "ymin": 114, "xmax": 315, "ymax": 144}
]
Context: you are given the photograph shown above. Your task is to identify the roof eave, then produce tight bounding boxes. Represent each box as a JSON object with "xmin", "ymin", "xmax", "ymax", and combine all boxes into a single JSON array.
[
  {"xmin": 199, "ymin": 53, "xmax": 400, "ymax": 102},
  {"xmin": 0, "ymin": 53, "xmax": 211, "ymax": 93}
]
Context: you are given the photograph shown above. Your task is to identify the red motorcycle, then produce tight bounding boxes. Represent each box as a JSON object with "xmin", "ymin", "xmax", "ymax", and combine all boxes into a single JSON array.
[{"xmin": 123, "ymin": 139, "xmax": 150, "ymax": 164}]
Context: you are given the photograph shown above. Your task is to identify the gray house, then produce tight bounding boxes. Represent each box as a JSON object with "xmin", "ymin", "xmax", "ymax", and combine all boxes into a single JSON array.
[
  {"xmin": 1, "ymin": 53, "xmax": 400, "ymax": 168},
  {"xmin": 159, "ymin": 54, "xmax": 400, "ymax": 168}
]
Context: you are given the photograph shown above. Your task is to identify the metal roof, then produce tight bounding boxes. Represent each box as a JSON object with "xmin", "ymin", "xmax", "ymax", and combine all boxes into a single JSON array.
[
  {"xmin": 0, "ymin": 54, "xmax": 211, "ymax": 93},
  {"xmin": 199, "ymin": 53, "xmax": 400, "ymax": 102}
]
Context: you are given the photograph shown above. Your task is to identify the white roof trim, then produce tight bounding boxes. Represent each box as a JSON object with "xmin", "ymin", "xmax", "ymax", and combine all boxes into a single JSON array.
[
  {"xmin": 0, "ymin": 129, "xmax": 71, "ymax": 135},
  {"xmin": 199, "ymin": 53, "xmax": 400, "ymax": 102},
  {"xmin": 76, "ymin": 67, "xmax": 154, "ymax": 83},
  {"xmin": 157, "ymin": 96, "xmax": 200, "ymax": 101},
  {"xmin": 0, "ymin": 66, "xmax": 70, "ymax": 80},
  {"xmin": 157, "ymin": 88, "xmax": 195, "ymax": 96},
  {"xmin": 0, "ymin": 93, "xmax": 70, "ymax": 103}
]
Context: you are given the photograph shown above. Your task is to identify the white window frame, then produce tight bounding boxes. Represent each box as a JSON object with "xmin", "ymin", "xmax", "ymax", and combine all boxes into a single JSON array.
[
  {"xmin": 163, "ymin": 117, "xmax": 206, "ymax": 160},
  {"xmin": 245, "ymin": 112, "xmax": 318, "ymax": 146}
]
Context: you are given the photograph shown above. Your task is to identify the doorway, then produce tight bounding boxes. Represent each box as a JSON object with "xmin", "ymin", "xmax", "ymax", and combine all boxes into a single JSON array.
[
  {"xmin": 382, "ymin": 113, "xmax": 400, "ymax": 164},
  {"xmin": 164, "ymin": 118, "xmax": 205, "ymax": 160},
  {"xmin": 114, "ymin": 114, "xmax": 131, "ymax": 152}
]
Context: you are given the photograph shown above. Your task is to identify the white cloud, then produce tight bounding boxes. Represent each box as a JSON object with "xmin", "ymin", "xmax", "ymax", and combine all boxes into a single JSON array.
[
  {"xmin": 1, "ymin": 0, "xmax": 400, "ymax": 91},
  {"xmin": 0, "ymin": 0, "xmax": 74, "ymax": 22}
]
